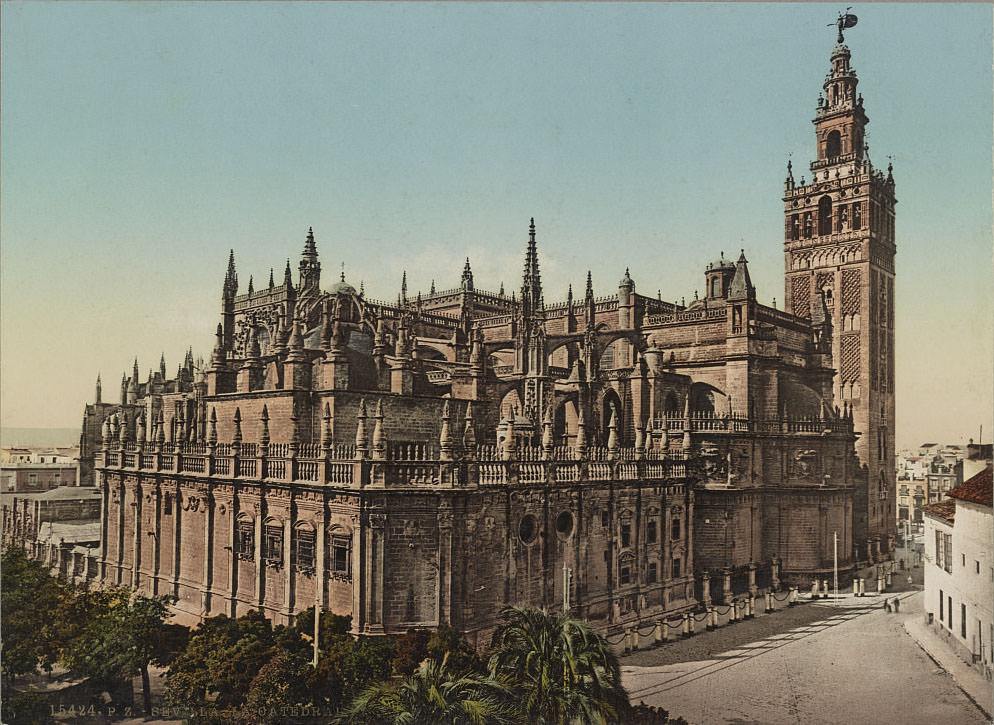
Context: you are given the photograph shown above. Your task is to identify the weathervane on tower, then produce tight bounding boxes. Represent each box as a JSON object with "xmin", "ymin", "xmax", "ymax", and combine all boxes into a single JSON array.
[{"xmin": 830, "ymin": 8, "xmax": 858, "ymax": 43}]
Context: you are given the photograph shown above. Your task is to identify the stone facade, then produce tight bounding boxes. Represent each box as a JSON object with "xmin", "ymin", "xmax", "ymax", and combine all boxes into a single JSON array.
[
  {"xmin": 782, "ymin": 41, "xmax": 897, "ymax": 559},
  {"xmin": 76, "ymin": 36, "xmax": 895, "ymax": 638}
]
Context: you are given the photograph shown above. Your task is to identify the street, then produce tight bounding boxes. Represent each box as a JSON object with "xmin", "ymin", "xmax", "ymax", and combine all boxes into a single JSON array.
[{"xmin": 621, "ymin": 591, "xmax": 986, "ymax": 725}]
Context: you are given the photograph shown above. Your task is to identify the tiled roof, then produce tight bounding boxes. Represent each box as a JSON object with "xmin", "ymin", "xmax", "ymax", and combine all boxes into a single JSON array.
[
  {"xmin": 921, "ymin": 499, "xmax": 956, "ymax": 522},
  {"xmin": 948, "ymin": 465, "xmax": 993, "ymax": 507}
]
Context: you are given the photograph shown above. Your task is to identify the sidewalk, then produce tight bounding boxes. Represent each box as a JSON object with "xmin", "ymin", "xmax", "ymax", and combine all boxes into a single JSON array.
[{"xmin": 901, "ymin": 591, "xmax": 993, "ymax": 718}]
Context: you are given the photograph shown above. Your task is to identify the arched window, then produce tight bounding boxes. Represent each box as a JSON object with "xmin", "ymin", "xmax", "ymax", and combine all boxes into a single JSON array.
[
  {"xmin": 826, "ymin": 130, "xmax": 842, "ymax": 159},
  {"xmin": 818, "ymin": 196, "xmax": 833, "ymax": 236},
  {"xmin": 664, "ymin": 392, "xmax": 679, "ymax": 414},
  {"xmin": 263, "ymin": 518, "xmax": 284, "ymax": 564},
  {"xmin": 292, "ymin": 522, "xmax": 316, "ymax": 569},
  {"xmin": 711, "ymin": 277, "xmax": 721, "ymax": 297},
  {"xmin": 235, "ymin": 514, "xmax": 254, "ymax": 559}
]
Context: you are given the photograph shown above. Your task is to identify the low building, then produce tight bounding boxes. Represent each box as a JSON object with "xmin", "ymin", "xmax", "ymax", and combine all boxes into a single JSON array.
[
  {"xmin": 922, "ymin": 465, "xmax": 993, "ymax": 680},
  {"xmin": 1, "ymin": 463, "xmax": 79, "ymax": 493}
]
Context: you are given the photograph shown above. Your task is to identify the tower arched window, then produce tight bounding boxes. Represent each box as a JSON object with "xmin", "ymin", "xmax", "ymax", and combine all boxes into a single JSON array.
[
  {"xmin": 711, "ymin": 278, "xmax": 721, "ymax": 297},
  {"xmin": 818, "ymin": 196, "xmax": 833, "ymax": 236},
  {"xmin": 826, "ymin": 130, "xmax": 842, "ymax": 159}
]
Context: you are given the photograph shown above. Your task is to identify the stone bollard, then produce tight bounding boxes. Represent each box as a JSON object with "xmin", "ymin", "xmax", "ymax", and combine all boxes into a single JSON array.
[
  {"xmin": 811, "ymin": 580, "xmax": 820, "ymax": 600},
  {"xmin": 624, "ymin": 628, "xmax": 632, "ymax": 653},
  {"xmin": 822, "ymin": 579, "xmax": 829, "ymax": 599},
  {"xmin": 654, "ymin": 620, "xmax": 663, "ymax": 646},
  {"xmin": 748, "ymin": 595, "xmax": 755, "ymax": 617},
  {"xmin": 682, "ymin": 613, "xmax": 690, "ymax": 637},
  {"xmin": 688, "ymin": 612, "xmax": 696, "ymax": 636},
  {"xmin": 878, "ymin": 576, "xmax": 885, "ymax": 593},
  {"xmin": 887, "ymin": 571, "xmax": 893, "ymax": 587},
  {"xmin": 633, "ymin": 628, "xmax": 640, "ymax": 651},
  {"xmin": 767, "ymin": 592, "xmax": 774, "ymax": 612},
  {"xmin": 706, "ymin": 607, "xmax": 715, "ymax": 630},
  {"xmin": 858, "ymin": 578, "xmax": 865, "ymax": 597},
  {"xmin": 661, "ymin": 619, "xmax": 670, "ymax": 643}
]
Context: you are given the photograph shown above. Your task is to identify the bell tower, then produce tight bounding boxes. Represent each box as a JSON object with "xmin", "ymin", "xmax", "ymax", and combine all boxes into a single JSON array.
[{"xmin": 783, "ymin": 21, "xmax": 897, "ymax": 562}]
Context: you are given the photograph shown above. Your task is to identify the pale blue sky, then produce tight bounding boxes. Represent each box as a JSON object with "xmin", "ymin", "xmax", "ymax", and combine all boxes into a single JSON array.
[{"xmin": 2, "ymin": 2, "xmax": 991, "ymax": 448}]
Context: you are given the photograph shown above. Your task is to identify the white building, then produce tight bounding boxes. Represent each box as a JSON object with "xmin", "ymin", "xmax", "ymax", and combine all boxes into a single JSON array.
[{"xmin": 922, "ymin": 464, "xmax": 993, "ymax": 680}]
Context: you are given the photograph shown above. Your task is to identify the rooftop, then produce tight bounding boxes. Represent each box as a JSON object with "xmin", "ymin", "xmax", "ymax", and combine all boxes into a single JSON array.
[
  {"xmin": 947, "ymin": 464, "xmax": 993, "ymax": 507},
  {"xmin": 921, "ymin": 499, "xmax": 956, "ymax": 523}
]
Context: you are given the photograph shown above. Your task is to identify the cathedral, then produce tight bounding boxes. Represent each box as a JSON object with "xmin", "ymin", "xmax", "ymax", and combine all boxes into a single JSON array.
[{"xmin": 79, "ymin": 33, "xmax": 896, "ymax": 641}]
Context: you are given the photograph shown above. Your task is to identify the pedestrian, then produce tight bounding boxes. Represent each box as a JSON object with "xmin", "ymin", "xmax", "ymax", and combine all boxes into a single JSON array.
[
  {"xmin": 907, "ymin": 575, "xmax": 912, "ymax": 587},
  {"xmin": 894, "ymin": 598, "xmax": 900, "ymax": 613},
  {"xmin": 884, "ymin": 599, "xmax": 891, "ymax": 613}
]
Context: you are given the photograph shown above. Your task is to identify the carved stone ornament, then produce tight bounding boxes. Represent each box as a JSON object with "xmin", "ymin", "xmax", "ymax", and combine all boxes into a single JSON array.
[{"xmin": 791, "ymin": 449, "xmax": 819, "ymax": 481}]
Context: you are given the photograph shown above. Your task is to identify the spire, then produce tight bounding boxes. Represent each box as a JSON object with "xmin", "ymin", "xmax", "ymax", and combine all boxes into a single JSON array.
[
  {"xmin": 567, "ymin": 284, "xmax": 573, "ymax": 309},
  {"xmin": 260, "ymin": 405, "xmax": 270, "ymax": 448},
  {"xmin": 223, "ymin": 249, "xmax": 238, "ymax": 299},
  {"xmin": 232, "ymin": 408, "xmax": 242, "ymax": 445},
  {"xmin": 303, "ymin": 226, "xmax": 317, "ymax": 257},
  {"xmin": 520, "ymin": 218, "xmax": 543, "ymax": 317},
  {"xmin": 284, "ymin": 258, "xmax": 293, "ymax": 287},
  {"xmin": 401, "ymin": 270, "xmax": 408, "ymax": 305},
  {"xmin": 299, "ymin": 226, "xmax": 321, "ymax": 291},
  {"xmin": 585, "ymin": 271, "xmax": 594, "ymax": 302},
  {"xmin": 606, "ymin": 404, "xmax": 619, "ymax": 456},
  {"xmin": 133, "ymin": 358, "xmax": 139, "ymax": 383},
  {"xmin": 269, "ymin": 268, "xmax": 275, "ymax": 288},
  {"xmin": 461, "ymin": 258, "xmax": 474, "ymax": 291},
  {"xmin": 575, "ymin": 407, "xmax": 587, "ymax": 459},
  {"xmin": 95, "ymin": 374, "xmax": 102, "ymax": 404},
  {"xmin": 439, "ymin": 399, "xmax": 452, "ymax": 460},
  {"xmin": 462, "ymin": 401, "xmax": 476, "ymax": 449},
  {"xmin": 247, "ymin": 275, "xmax": 254, "ymax": 295},
  {"xmin": 499, "ymin": 281, "xmax": 505, "ymax": 297},
  {"xmin": 541, "ymin": 405, "xmax": 554, "ymax": 459},
  {"xmin": 727, "ymin": 249, "xmax": 755, "ymax": 301},
  {"xmin": 430, "ymin": 279, "xmax": 436, "ymax": 295},
  {"xmin": 355, "ymin": 398, "xmax": 368, "ymax": 455},
  {"xmin": 371, "ymin": 400, "xmax": 385, "ymax": 459},
  {"xmin": 321, "ymin": 403, "xmax": 332, "ymax": 453},
  {"xmin": 159, "ymin": 353, "xmax": 166, "ymax": 379},
  {"xmin": 208, "ymin": 407, "xmax": 218, "ymax": 446}
]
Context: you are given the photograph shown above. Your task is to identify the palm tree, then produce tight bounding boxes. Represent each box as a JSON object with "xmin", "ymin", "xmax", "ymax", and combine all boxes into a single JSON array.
[
  {"xmin": 338, "ymin": 653, "xmax": 517, "ymax": 725},
  {"xmin": 487, "ymin": 606, "xmax": 628, "ymax": 725}
]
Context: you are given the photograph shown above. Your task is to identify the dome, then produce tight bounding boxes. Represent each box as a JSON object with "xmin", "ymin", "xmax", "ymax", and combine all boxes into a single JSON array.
[
  {"xmin": 329, "ymin": 275, "xmax": 357, "ymax": 296},
  {"xmin": 619, "ymin": 268, "xmax": 634, "ymax": 287},
  {"xmin": 707, "ymin": 253, "xmax": 734, "ymax": 271}
]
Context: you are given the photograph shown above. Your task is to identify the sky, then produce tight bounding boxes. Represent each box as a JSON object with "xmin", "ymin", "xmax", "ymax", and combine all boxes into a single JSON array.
[{"xmin": 1, "ymin": 2, "xmax": 991, "ymax": 449}]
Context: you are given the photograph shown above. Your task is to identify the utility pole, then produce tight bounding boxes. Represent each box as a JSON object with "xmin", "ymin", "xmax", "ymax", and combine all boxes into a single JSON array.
[
  {"xmin": 833, "ymin": 531, "xmax": 839, "ymax": 606},
  {"xmin": 563, "ymin": 561, "xmax": 572, "ymax": 613},
  {"xmin": 313, "ymin": 587, "xmax": 321, "ymax": 668}
]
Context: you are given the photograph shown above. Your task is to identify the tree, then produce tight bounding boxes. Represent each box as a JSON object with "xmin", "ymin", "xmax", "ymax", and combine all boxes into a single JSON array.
[
  {"xmin": 618, "ymin": 702, "xmax": 690, "ymax": 725},
  {"xmin": 309, "ymin": 633, "xmax": 396, "ymax": 713},
  {"xmin": 242, "ymin": 646, "xmax": 316, "ymax": 725},
  {"xmin": 392, "ymin": 627, "xmax": 431, "ymax": 676},
  {"xmin": 165, "ymin": 610, "xmax": 285, "ymax": 715},
  {"xmin": 487, "ymin": 606, "xmax": 629, "ymax": 725},
  {"xmin": 338, "ymin": 654, "xmax": 517, "ymax": 725},
  {"xmin": 1, "ymin": 546, "xmax": 67, "ymax": 680},
  {"xmin": 61, "ymin": 589, "xmax": 174, "ymax": 717},
  {"xmin": 426, "ymin": 622, "xmax": 483, "ymax": 676}
]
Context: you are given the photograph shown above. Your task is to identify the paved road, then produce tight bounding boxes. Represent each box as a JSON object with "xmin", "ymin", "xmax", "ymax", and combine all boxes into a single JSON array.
[{"xmin": 621, "ymin": 593, "xmax": 986, "ymax": 725}]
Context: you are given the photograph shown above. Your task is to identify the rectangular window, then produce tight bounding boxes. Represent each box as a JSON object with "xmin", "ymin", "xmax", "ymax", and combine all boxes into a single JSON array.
[
  {"xmin": 944, "ymin": 535, "xmax": 953, "ymax": 574},
  {"xmin": 646, "ymin": 520, "xmax": 657, "ymax": 544},
  {"xmin": 939, "ymin": 590, "xmax": 944, "ymax": 622},
  {"xmin": 962, "ymin": 553, "xmax": 966, "ymax": 567},
  {"xmin": 671, "ymin": 517, "xmax": 681, "ymax": 540},
  {"xmin": 163, "ymin": 495, "xmax": 172, "ymax": 516},
  {"xmin": 601, "ymin": 511, "xmax": 609, "ymax": 528},
  {"xmin": 236, "ymin": 520, "xmax": 255, "ymax": 559},
  {"xmin": 620, "ymin": 564, "xmax": 631, "ymax": 586},
  {"xmin": 976, "ymin": 561, "xmax": 981, "ymax": 574},
  {"xmin": 620, "ymin": 523, "xmax": 631, "ymax": 548},
  {"xmin": 647, "ymin": 561, "xmax": 658, "ymax": 584},
  {"xmin": 949, "ymin": 596, "xmax": 953, "ymax": 628},
  {"xmin": 961, "ymin": 604, "xmax": 967, "ymax": 639},
  {"xmin": 263, "ymin": 523, "xmax": 284, "ymax": 563},
  {"xmin": 672, "ymin": 557, "xmax": 682, "ymax": 579},
  {"xmin": 332, "ymin": 536, "xmax": 351, "ymax": 574},
  {"xmin": 292, "ymin": 528, "xmax": 316, "ymax": 568}
]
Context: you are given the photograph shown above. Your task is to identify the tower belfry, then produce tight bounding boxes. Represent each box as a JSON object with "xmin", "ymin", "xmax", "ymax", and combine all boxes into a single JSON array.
[{"xmin": 782, "ymin": 19, "xmax": 897, "ymax": 559}]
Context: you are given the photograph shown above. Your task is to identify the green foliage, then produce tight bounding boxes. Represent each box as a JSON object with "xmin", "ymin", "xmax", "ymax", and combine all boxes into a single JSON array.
[
  {"xmin": 242, "ymin": 646, "xmax": 317, "ymax": 724},
  {"xmin": 1, "ymin": 546, "xmax": 68, "ymax": 679},
  {"xmin": 487, "ymin": 606, "xmax": 629, "ymax": 725},
  {"xmin": 165, "ymin": 610, "xmax": 283, "ymax": 711},
  {"xmin": 310, "ymin": 633, "xmax": 396, "ymax": 712},
  {"xmin": 293, "ymin": 606, "xmax": 352, "ymax": 645},
  {"xmin": 426, "ymin": 622, "xmax": 484, "ymax": 676},
  {"xmin": 618, "ymin": 702, "xmax": 690, "ymax": 725},
  {"xmin": 392, "ymin": 627, "xmax": 431, "ymax": 676},
  {"xmin": 1, "ymin": 690, "xmax": 56, "ymax": 725},
  {"xmin": 337, "ymin": 654, "xmax": 517, "ymax": 725}
]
